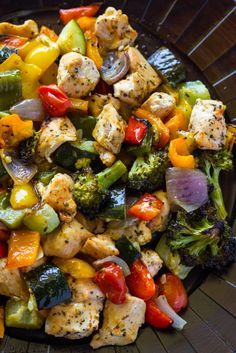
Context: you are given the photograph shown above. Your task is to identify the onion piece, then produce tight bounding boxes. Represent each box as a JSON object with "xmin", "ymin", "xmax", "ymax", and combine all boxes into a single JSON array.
[
  {"xmin": 93, "ymin": 256, "xmax": 131, "ymax": 277},
  {"xmin": 155, "ymin": 295, "xmax": 187, "ymax": 331},
  {"xmin": 100, "ymin": 52, "xmax": 130, "ymax": 85},
  {"xmin": 10, "ymin": 99, "xmax": 45, "ymax": 121},
  {"xmin": 1, "ymin": 149, "xmax": 37, "ymax": 185},
  {"xmin": 166, "ymin": 167, "xmax": 208, "ymax": 212}
]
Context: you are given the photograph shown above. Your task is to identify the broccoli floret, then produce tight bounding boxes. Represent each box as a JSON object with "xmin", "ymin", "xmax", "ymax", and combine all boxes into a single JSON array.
[
  {"xmin": 165, "ymin": 204, "xmax": 236, "ymax": 272},
  {"xmin": 75, "ymin": 158, "xmax": 91, "ymax": 170},
  {"xmin": 128, "ymin": 149, "xmax": 169, "ymax": 192},
  {"xmin": 73, "ymin": 160, "xmax": 127, "ymax": 218},
  {"xmin": 197, "ymin": 148, "xmax": 233, "ymax": 220},
  {"xmin": 18, "ymin": 132, "xmax": 39, "ymax": 164}
]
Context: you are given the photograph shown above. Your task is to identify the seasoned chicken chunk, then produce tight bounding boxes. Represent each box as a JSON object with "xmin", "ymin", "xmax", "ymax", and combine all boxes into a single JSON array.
[
  {"xmin": 141, "ymin": 249, "xmax": 163, "ymax": 277},
  {"xmin": 81, "ymin": 234, "xmax": 119, "ymax": 259},
  {"xmin": 141, "ymin": 92, "xmax": 175, "ymax": 119},
  {"xmin": 45, "ymin": 301, "xmax": 103, "ymax": 339},
  {"xmin": 94, "ymin": 142, "xmax": 116, "ymax": 167},
  {"xmin": 189, "ymin": 99, "xmax": 227, "ymax": 150},
  {"xmin": 0, "ymin": 258, "xmax": 28, "ymax": 299},
  {"xmin": 89, "ymin": 93, "xmax": 120, "ymax": 117},
  {"xmin": 95, "ymin": 7, "xmax": 137, "ymax": 51},
  {"xmin": 114, "ymin": 72, "xmax": 147, "ymax": 106},
  {"xmin": 90, "ymin": 294, "xmax": 146, "ymax": 348},
  {"xmin": 76, "ymin": 212, "xmax": 106, "ymax": 234},
  {"xmin": 43, "ymin": 219, "xmax": 92, "ymax": 258},
  {"xmin": 92, "ymin": 103, "xmax": 127, "ymax": 154},
  {"xmin": 37, "ymin": 117, "xmax": 77, "ymax": 162},
  {"xmin": 68, "ymin": 278, "xmax": 105, "ymax": 303},
  {"xmin": 148, "ymin": 191, "xmax": 170, "ymax": 232},
  {"xmin": 57, "ymin": 52, "xmax": 100, "ymax": 98},
  {"xmin": 38, "ymin": 173, "xmax": 77, "ymax": 223},
  {"xmin": 107, "ymin": 221, "xmax": 152, "ymax": 245}
]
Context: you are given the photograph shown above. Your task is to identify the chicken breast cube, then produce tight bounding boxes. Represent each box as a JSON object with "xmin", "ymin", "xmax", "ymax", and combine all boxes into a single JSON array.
[
  {"xmin": 90, "ymin": 294, "xmax": 146, "ymax": 348},
  {"xmin": 148, "ymin": 191, "xmax": 170, "ymax": 232},
  {"xmin": 141, "ymin": 92, "xmax": 175, "ymax": 119},
  {"xmin": 81, "ymin": 234, "xmax": 119, "ymax": 259},
  {"xmin": 92, "ymin": 103, "xmax": 127, "ymax": 154},
  {"xmin": 114, "ymin": 72, "xmax": 147, "ymax": 106},
  {"xmin": 94, "ymin": 142, "xmax": 116, "ymax": 167},
  {"xmin": 95, "ymin": 7, "xmax": 137, "ymax": 51},
  {"xmin": 39, "ymin": 173, "xmax": 77, "ymax": 223},
  {"xmin": 141, "ymin": 249, "xmax": 163, "ymax": 277},
  {"xmin": 57, "ymin": 52, "xmax": 100, "ymax": 98},
  {"xmin": 189, "ymin": 99, "xmax": 227, "ymax": 150},
  {"xmin": 37, "ymin": 117, "xmax": 77, "ymax": 162},
  {"xmin": 68, "ymin": 278, "xmax": 105, "ymax": 303},
  {"xmin": 89, "ymin": 93, "xmax": 120, "ymax": 117},
  {"xmin": 45, "ymin": 301, "xmax": 103, "ymax": 339},
  {"xmin": 0, "ymin": 258, "xmax": 29, "ymax": 299},
  {"xmin": 43, "ymin": 219, "xmax": 93, "ymax": 258},
  {"xmin": 107, "ymin": 221, "xmax": 152, "ymax": 245}
]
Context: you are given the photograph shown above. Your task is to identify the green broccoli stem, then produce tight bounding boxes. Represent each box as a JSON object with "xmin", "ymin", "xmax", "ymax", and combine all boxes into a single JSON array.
[
  {"xmin": 210, "ymin": 168, "xmax": 227, "ymax": 220},
  {"xmin": 97, "ymin": 160, "xmax": 127, "ymax": 190}
]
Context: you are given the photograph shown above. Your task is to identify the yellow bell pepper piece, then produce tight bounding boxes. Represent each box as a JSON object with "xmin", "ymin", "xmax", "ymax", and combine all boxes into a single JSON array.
[
  {"xmin": 25, "ymin": 34, "xmax": 60, "ymax": 76},
  {"xmin": 85, "ymin": 31, "xmax": 103, "ymax": 69},
  {"xmin": 0, "ymin": 20, "xmax": 39, "ymax": 38},
  {"xmin": 177, "ymin": 98, "xmax": 192, "ymax": 120},
  {"xmin": 19, "ymin": 38, "xmax": 39, "ymax": 59},
  {"xmin": 10, "ymin": 183, "xmax": 38, "ymax": 209},
  {"xmin": 169, "ymin": 137, "xmax": 195, "ymax": 169},
  {"xmin": 70, "ymin": 98, "xmax": 89, "ymax": 112},
  {"xmin": 0, "ymin": 114, "xmax": 33, "ymax": 148},
  {"xmin": 160, "ymin": 83, "xmax": 179, "ymax": 103},
  {"xmin": 53, "ymin": 258, "xmax": 95, "ymax": 279},
  {"xmin": 40, "ymin": 62, "xmax": 58, "ymax": 85},
  {"xmin": 0, "ymin": 53, "xmax": 41, "ymax": 98},
  {"xmin": 40, "ymin": 26, "xmax": 58, "ymax": 42},
  {"xmin": 165, "ymin": 108, "xmax": 188, "ymax": 139}
]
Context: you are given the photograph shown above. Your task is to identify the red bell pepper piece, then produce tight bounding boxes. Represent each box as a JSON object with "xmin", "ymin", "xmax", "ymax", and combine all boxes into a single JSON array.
[
  {"xmin": 125, "ymin": 116, "xmax": 148, "ymax": 145},
  {"xmin": 38, "ymin": 84, "xmax": 72, "ymax": 117},
  {"xmin": 156, "ymin": 273, "xmax": 188, "ymax": 313},
  {"xmin": 128, "ymin": 193, "xmax": 163, "ymax": 221},
  {"xmin": 126, "ymin": 259, "xmax": 156, "ymax": 301},
  {"xmin": 0, "ymin": 241, "xmax": 8, "ymax": 258},
  {"xmin": 0, "ymin": 222, "xmax": 10, "ymax": 241},
  {"xmin": 145, "ymin": 299, "xmax": 173, "ymax": 329},
  {"xmin": 59, "ymin": 4, "xmax": 101, "ymax": 24},
  {"xmin": 95, "ymin": 263, "xmax": 127, "ymax": 304},
  {"xmin": 0, "ymin": 34, "xmax": 28, "ymax": 48}
]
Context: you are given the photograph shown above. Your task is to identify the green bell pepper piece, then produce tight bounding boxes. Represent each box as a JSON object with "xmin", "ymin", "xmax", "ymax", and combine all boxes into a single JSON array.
[
  {"xmin": 36, "ymin": 170, "xmax": 58, "ymax": 186},
  {"xmin": 178, "ymin": 80, "xmax": 210, "ymax": 107},
  {"xmin": 69, "ymin": 113, "xmax": 96, "ymax": 138},
  {"xmin": 0, "ymin": 208, "xmax": 26, "ymax": 229},
  {"xmin": 0, "ymin": 191, "xmax": 10, "ymax": 209}
]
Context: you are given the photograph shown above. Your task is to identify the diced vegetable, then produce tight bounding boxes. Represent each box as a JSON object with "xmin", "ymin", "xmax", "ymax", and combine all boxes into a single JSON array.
[
  {"xmin": 0, "ymin": 114, "xmax": 33, "ymax": 148},
  {"xmin": 145, "ymin": 299, "xmax": 172, "ymax": 329},
  {"xmin": 155, "ymin": 295, "xmax": 187, "ymax": 330},
  {"xmin": 98, "ymin": 186, "xmax": 126, "ymax": 220},
  {"xmin": 165, "ymin": 108, "xmax": 188, "ymax": 139},
  {"xmin": 77, "ymin": 16, "xmax": 96, "ymax": 32},
  {"xmin": 23, "ymin": 263, "xmax": 72, "ymax": 310},
  {"xmin": 0, "ymin": 46, "xmax": 17, "ymax": 64},
  {"xmin": 127, "ymin": 122, "xmax": 153, "ymax": 157},
  {"xmin": 0, "ymin": 307, "xmax": 4, "ymax": 338},
  {"xmin": 126, "ymin": 259, "xmax": 156, "ymax": 301},
  {"xmin": 0, "ymin": 190, "xmax": 10, "ymax": 210},
  {"xmin": 115, "ymin": 235, "xmax": 141, "ymax": 265},
  {"xmin": 0, "ymin": 208, "xmax": 26, "ymax": 229},
  {"xmin": 125, "ymin": 116, "xmax": 148, "ymax": 145},
  {"xmin": 169, "ymin": 137, "xmax": 195, "ymax": 168},
  {"xmin": 0, "ymin": 34, "xmax": 27, "ymax": 48},
  {"xmin": 7, "ymin": 230, "xmax": 40, "ymax": 269},
  {"xmin": 0, "ymin": 221, "xmax": 10, "ymax": 240},
  {"xmin": 128, "ymin": 193, "xmax": 163, "ymax": 221},
  {"xmin": 10, "ymin": 98, "xmax": 45, "ymax": 121},
  {"xmin": 100, "ymin": 51, "xmax": 130, "ymax": 84},
  {"xmin": 35, "ymin": 170, "xmax": 58, "ymax": 186},
  {"xmin": 59, "ymin": 4, "xmax": 101, "ymax": 24},
  {"xmin": 57, "ymin": 19, "xmax": 86, "ymax": 55},
  {"xmin": 40, "ymin": 26, "xmax": 58, "ymax": 41},
  {"xmin": 53, "ymin": 258, "xmax": 95, "ymax": 279},
  {"xmin": 68, "ymin": 113, "xmax": 96, "ymax": 138},
  {"xmin": 10, "ymin": 183, "xmax": 38, "ymax": 209},
  {"xmin": 5, "ymin": 298, "xmax": 44, "ymax": 329},
  {"xmin": 40, "ymin": 62, "xmax": 58, "ymax": 85},
  {"xmin": 85, "ymin": 31, "xmax": 103, "ymax": 69},
  {"xmin": 23, "ymin": 204, "xmax": 60, "ymax": 235},
  {"xmin": 69, "ymin": 98, "xmax": 88, "ymax": 112},
  {"xmin": 0, "ymin": 160, "xmax": 7, "ymax": 180},
  {"xmin": 0, "ymin": 70, "xmax": 22, "ymax": 110},
  {"xmin": 93, "ymin": 256, "xmax": 131, "ymax": 277},
  {"xmin": 95, "ymin": 262, "xmax": 127, "ymax": 304},
  {"xmin": 38, "ymin": 84, "xmax": 72, "ymax": 117},
  {"xmin": 0, "ymin": 20, "xmax": 39, "ymax": 38},
  {"xmin": 178, "ymin": 80, "xmax": 210, "ymax": 107},
  {"xmin": 0, "ymin": 241, "xmax": 8, "ymax": 258},
  {"xmin": 148, "ymin": 47, "xmax": 186, "ymax": 87}
]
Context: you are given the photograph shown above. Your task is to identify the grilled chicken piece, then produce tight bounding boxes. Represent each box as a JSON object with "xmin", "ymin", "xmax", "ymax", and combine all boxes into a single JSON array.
[
  {"xmin": 94, "ymin": 142, "xmax": 116, "ymax": 167},
  {"xmin": 43, "ymin": 219, "xmax": 92, "ymax": 259},
  {"xmin": 89, "ymin": 94, "xmax": 120, "ymax": 117},
  {"xmin": 57, "ymin": 52, "xmax": 100, "ymax": 98},
  {"xmin": 81, "ymin": 234, "xmax": 119, "ymax": 259},
  {"xmin": 0, "ymin": 258, "xmax": 29, "ymax": 299},
  {"xmin": 45, "ymin": 301, "xmax": 103, "ymax": 339},
  {"xmin": 90, "ymin": 294, "xmax": 146, "ymax": 348},
  {"xmin": 92, "ymin": 103, "xmax": 127, "ymax": 154},
  {"xmin": 37, "ymin": 117, "xmax": 77, "ymax": 162},
  {"xmin": 38, "ymin": 173, "xmax": 77, "ymax": 223},
  {"xmin": 148, "ymin": 191, "xmax": 170, "ymax": 232},
  {"xmin": 141, "ymin": 92, "xmax": 175, "ymax": 119},
  {"xmin": 189, "ymin": 99, "xmax": 227, "ymax": 150},
  {"xmin": 95, "ymin": 7, "xmax": 137, "ymax": 51},
  {"xmin": 68, "ymin": 278, "xmax": 105, "ymax": 303},
  {"xmin": 141, "ymin": 249, "xmax": 163, "ymax": 277},
  {"xmin": 107, "ymin": 221, "xmax": 152, "ymax": 245},
  {"xmin": 76, "ymin": 213, "xmax": 106, "ymax": 234}
]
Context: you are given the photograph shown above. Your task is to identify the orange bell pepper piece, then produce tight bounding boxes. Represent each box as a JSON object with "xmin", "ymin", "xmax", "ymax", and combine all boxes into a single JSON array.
[
  {"xmin": 85, "ymin": 31, "xmax": 103, "ymax": 69},
  {"xmin": 7, "ymin": 230, "xmax": 40, "ymax": 269},
  {"xmin": 165, "ymin": 108, "xmax": 188, "ymax": 139},
  {"xmin": 0, "ymin": 114, "xmax": 33, "ymax": 148},
  {"xmin": 0, "ymin": 34, "xmax": 28, "ymax": 48},
  {"xmin": 0, "ymin": 307, "xmax": 4, "ymax": 338},
  {"xmin": 77, "ymin": 17, "xmax": 96, "ymax": 32},
  {"xmin": 134, "ymin": 108, "xmax": 170, "ymax": 148},
  {"xmin": 59, "ymin": 4, "xmax": 101, "ymax": 24},
  {"xmin": 169, "ymin": 137, "xmax": 195, "ymax": 169},
  {"xmin": 40, "ymin": 26, "xmax": 58, "ymax": 41}
]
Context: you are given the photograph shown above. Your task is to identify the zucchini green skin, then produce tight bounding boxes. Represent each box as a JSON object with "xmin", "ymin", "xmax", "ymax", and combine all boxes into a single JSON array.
[
  {"xmin": 23, "ymin": 204, "xmax": 60, "ymax": 235},
  {"xmin": 116, "ymin": 235, "xmax": 141, "ymax": 265},
  {"xmin": 0, "ymin": 69, "xmax": 22, "ymax": 110},
  {"xmin": 57, "ymin": 19, "xmax": 86, "ymax": 55},
  {"xmin": 0, "ymin": 46, "xmax": 17, "ymax": 64},
  {"xmin": 69, "ymin": 113, "xmax": 97, "ymax": 138},
  {"xmin": 24, "ymin": 263, "xmax": 72, "ymax": 310},
  {"xmin": 127, "ymin": 122, "xmax": 153, "ymax": 157},
  {"xmin": 0, "ymin": 208, "xmax": 26, "ymax": 229},
  {"xmin": 99, "ymin": 186, "xmax": 126, "ymax": 220},
  {"xmin": 0, "ymin": 191, "xmax": 10, "ymax": 209},
  {"xmin": 148, "ymin": 46, "xmax": 186, "ymax": 87}
]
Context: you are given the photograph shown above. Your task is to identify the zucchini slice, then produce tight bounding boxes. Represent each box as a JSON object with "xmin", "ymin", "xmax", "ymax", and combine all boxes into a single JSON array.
[
  {"xmin": 99, "ymin": 186, "xmax": 126, "ymax": 220},
  {"xmin": 115, "ymin": 235, "xmax": 141, "ymax": 265},
  {"xmin": 57, "ymin": 19, "xmax": 86, "ymax": 55},
  {"xmin": 0, "ymin": 69, "xmax": 22, "ymax": 110},
  {"xmin": 23, "ymin": 263, "xmax": 72, "ymax": 310},
  {"xmin": 0, "ymin": 46, "xmax": 17, "ymax": 64}
]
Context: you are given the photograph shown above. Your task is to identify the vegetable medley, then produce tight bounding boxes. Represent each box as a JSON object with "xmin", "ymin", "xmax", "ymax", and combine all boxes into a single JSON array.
[{"xmin": 0, "ymin": 4, "xmax": 235, "ymax": 348}]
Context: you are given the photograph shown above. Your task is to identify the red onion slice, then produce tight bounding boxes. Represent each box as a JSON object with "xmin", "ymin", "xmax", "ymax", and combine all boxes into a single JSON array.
[
  {"xmin": 10, "ymin": 99, "xmax": 45, "ymax": 121},
  {"xmin": 166, "ymin": 167, "xmax": 208, "ymax": 212},
  {"xmin": 93, "ymin": 256, "xmax": 131, "ymax": 277},
  {"xmin": 155, "ymin": 295, "xmax": 187, "ymax": 330},
  {"xmin": 101, "ymin": 52, "xmax": 130, "ymax": 85}
]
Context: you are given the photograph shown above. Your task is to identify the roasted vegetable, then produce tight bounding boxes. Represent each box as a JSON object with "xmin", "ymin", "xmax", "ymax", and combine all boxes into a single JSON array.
[
  {"xmin": 98, "ymin": 186, "xmax": 126, "ymax": 220},
  {"xmin": 115, "ymin": 235, "xmax": 141, "ymax": 265},
  {"xmin": 10, "ymin": 183, "xmax": 38, "ymax": 209},
  {"xmin": 178, "ymin": 80, "xmax": 210, "ymax": 107},
  {"xmin": 0, "ymin": 70, "xmax": 22, "ymax": 110},
  {"xmin": 23, "ymin": 204, "xmax": 60, "ymax": 235},
  {"xmin": 18, "ymin": 134, "xmax": 39, "ymax": 164},
  {"xmin": 57, "ymin": 19, "xmax": 86, "ymax": 55},
  {"xmin": 68, "ymin": 113, "xmax": 96, "ymax": 138},
  {"xmin": 0, "ymin": 46, "xmax": 17, "ymax": 64},
  {"xmin": 0, "ymin": 208, "xmax": 26, "ymax": 229},
  {"xmin": 53, "ymin": 258, "xmax": 95, "ymax": 279}
]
